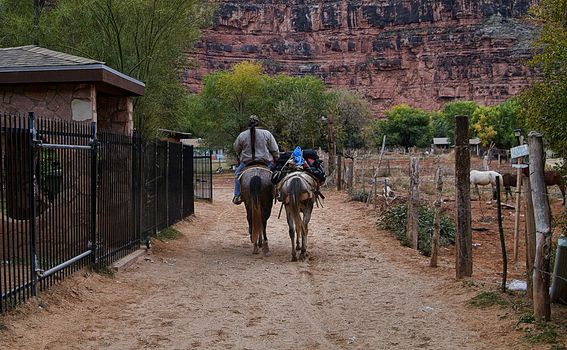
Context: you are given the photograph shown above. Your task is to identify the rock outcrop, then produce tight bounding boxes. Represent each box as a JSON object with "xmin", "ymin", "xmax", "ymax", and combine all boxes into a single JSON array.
[{"xmin": 185, "ymin": 0, "xmax": 535, "ymax": 115}]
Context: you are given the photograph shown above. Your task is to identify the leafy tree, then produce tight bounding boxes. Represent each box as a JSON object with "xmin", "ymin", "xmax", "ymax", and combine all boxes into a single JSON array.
[
  {"xmin": 439, "ymin": 101, "xmax": 479, "ymax": 142},
  {"xmin": 326, "ymin": 89, "xmax": 372, "ymax": 151},
  {"xmin": 520, "ymin": 0, "xmax": 567, "ymax": 157},
  {"xmin": 0, "ymin": 0, "xmax": 212, "ymax": 136},
  {"xmin": 371, "ymin": 104, "xmax": 432, "ymax": 152}
]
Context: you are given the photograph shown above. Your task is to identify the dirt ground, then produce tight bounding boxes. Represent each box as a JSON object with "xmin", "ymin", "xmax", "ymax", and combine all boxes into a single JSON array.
[{"xmin": 0, "ymin": 174, "xmax": 565, "ymax": 349}]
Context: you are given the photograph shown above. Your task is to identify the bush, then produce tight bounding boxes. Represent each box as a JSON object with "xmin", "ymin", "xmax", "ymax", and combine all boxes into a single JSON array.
[{"xmin": 378, "ymin": 202, "xmax": 455, "ymax": 256}]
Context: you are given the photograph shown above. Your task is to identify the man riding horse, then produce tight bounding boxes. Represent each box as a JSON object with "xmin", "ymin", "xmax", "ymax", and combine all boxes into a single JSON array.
[{"xmin": 233, "ymin": 115, "xmax": 279, "ymax": 205}]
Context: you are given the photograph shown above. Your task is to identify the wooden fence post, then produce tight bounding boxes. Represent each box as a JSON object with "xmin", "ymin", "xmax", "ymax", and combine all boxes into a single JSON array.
[
  {"xmin": 524, "ymin": 175, "xmax": 536, "ymax": 299},
  {"xmin": 430, "ymin": 166, "xmax": 443, "ymax": 267},
  {"xmin": 514, "ymin": 139, "xmax": 525, "ymax": 263},
  {"xmin": 407, "ymin": 157, "xmax": 419, "ymax": 249},
  {"xmin": 337, "ymin": 154, "xmax": 342, "ymax": 191},
  {"xmin": 495, "ymin": 176, "xmax": 507, "ymax": 292},
  {"xmin": 455, "ymin": 115, "xmax": 473, "ymax": 278},
  {"xmin": 528, "ymin": 131, "xmax": 551, "ymax": 321}
]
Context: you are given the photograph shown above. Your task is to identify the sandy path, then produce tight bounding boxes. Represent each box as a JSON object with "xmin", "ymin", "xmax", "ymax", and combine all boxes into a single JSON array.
[{"xmin": 1, "ymin": 179, "xmax": 512, "ymax": 349}]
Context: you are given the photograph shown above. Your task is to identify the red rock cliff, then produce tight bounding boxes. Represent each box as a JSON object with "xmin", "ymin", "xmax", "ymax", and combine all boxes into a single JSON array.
[{"xmin": 185, "ymin": 0, "xmax": 535, "ymax": 115}]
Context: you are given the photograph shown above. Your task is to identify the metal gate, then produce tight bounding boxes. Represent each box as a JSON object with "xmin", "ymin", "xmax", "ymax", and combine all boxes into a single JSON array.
[
  {"xmin": 0, "ymin": 112, "xmax": 196, "ymax": 313},
  {"xmin": 194, "ymin": 149, "xmax": 213, "ymax": 201}
]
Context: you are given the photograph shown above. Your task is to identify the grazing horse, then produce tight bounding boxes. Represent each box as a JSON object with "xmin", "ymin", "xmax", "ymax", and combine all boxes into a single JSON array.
[
  {"xmin": 239, "ymin": 165, "xmax": 274, "ymax": 255},
  {"xmin": 503, "ymin": 169, "xmax": 566, "ymax": 205},
  {"xmin": 469, "ymin": 170, "xmax": 504, "ymax": 201},
  {"xmin": 279, "ymin": 172, "xmax": 318, "ymax": 262}
]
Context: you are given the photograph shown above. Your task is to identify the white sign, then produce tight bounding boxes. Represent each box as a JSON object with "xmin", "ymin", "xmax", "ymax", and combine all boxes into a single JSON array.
[
  {"xmin": 512, "ymin": 163, "xmax": 528, "ymax": 169},
  {"xmin": 510, "ymin": 144, "xmax": 529, "ymax": 159}
]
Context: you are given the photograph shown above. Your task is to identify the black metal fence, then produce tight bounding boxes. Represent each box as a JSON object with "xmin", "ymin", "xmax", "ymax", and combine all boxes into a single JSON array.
[
  {"xmin": 194, "ymin": 149, "xmax": 213, "ymax": 201},
  {"xmin": 0, "ymin": 112, "xmax": 197, "ymax": 312},
  {"xmin": 138, "ymin": 141, "xmax": 195, "ymax": 242}
]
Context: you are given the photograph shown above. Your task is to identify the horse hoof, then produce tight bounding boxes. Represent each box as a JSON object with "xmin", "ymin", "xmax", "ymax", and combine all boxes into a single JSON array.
[
  {"xmin": 299, "ymin": 253, "xmax": 306, "ymax": 261},
  {"xmin": 262, "ymin": 244, "xmax": 270, "ymax": 255},
  {"xmin": 291, "ymin": 255, "xmax": 297, "ymax": 262},
  {"xmin": 253, "ymin": 247, "xmax": 259, "ymax": 255}
]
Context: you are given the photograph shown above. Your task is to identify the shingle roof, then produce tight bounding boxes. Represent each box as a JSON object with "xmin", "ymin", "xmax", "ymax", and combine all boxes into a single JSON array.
[{"xmin": 0, "ymin": 45, "xmax": 103, "ymax": 69}]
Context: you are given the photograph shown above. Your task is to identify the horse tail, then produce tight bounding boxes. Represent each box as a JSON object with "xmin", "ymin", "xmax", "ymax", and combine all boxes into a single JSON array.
[
  {"xmin": 289, "ymin": 177, "xmax": 305, "ymax": 240},
  {"xmin": 250, "ymin": 175, "xmax": 263, "ymax": 244}
]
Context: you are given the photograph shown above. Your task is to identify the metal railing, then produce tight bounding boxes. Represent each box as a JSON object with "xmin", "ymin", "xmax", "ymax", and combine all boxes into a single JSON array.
[{"xmin": 0, "ymin": 112, "xmax": 197, "ymax": 312}]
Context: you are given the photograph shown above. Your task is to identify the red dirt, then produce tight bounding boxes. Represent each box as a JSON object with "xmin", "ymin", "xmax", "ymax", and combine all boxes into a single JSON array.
[{"xmin": 0, "ymin": 174, "xmax": 565, "ymax": 349}]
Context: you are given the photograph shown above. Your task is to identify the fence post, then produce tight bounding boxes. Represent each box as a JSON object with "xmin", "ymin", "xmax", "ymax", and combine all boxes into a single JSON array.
[
  {"xmin": 430, "ymin": 165, "xmax": 443, "ymax": 267},
  {"xmin": 495, "ymin": 175, "xmax": 507, "ymax": 292},
  {"xmin": 28, "ymin": 112, "xmax": 38, "ymax": 296},
  {"xmin": 209, "ymin": 149, "xmax": 213, "ymax": 202},
  {"xmin": 528, "ymin": 131, "xmax": 551, "ymax": 321},
  {"xmin": 524, "ymin": 175, "xmax": 536, "ymax": 299},
  {"xmin": 154, "ymin": 143, "xmax": 158, "ymax": 235},
  {"xmin": 337, "ymin": 154, "xmax": 342, "ymax": 191},
  {"xmin": 455, "ymin": 115, "xmax": 472, "ymax": 278},
  {"xmin": 407, "ymin": 157, "xmax": 419, "ymax": 249},
  {"xmin": 90, "ymin": 122, "xmax": 98, "ymax": 266}
]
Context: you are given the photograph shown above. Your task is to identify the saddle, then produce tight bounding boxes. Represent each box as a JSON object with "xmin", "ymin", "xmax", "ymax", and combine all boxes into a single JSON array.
[{"xmin": 276, "ymin": 171, "xmax": 324, "ymax": 206}]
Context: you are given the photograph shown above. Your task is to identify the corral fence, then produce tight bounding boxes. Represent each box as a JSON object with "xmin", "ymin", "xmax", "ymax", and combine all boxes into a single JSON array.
[{"xmin": 0, "ymin": 112, "xmax": 199, "ymax": 313}]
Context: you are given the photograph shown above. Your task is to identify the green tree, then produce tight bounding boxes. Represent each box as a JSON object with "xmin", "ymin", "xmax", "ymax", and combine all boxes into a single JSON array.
[
  {"xmin": 0, "ymin": 0, "xmax": 212, "ymax": 136},
  {"xmin": 326, "ymin": 89, "xmax": 372, "ymax": 151},
  {"xmin": 520, "ymin": 0, "xmax": 567, "ymax": 157},
  {"xmin": 371, "ymin": 104, "xmax": 432, "ymax": 152},
  {"xmin": 439, "ymin": 101, "xmax": 479, "ymax": 142}
]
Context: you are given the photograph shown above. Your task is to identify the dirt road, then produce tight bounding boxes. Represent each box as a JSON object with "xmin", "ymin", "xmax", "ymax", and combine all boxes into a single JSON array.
[{"xmin": 2, "ymin": 180, "xmax": 524, "ymax": 349}]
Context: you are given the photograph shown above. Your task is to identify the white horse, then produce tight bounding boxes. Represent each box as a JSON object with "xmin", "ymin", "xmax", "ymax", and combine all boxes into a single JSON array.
[{"xmin": 469, "ymin": 170, "xmax": 503, "ymax": 201}]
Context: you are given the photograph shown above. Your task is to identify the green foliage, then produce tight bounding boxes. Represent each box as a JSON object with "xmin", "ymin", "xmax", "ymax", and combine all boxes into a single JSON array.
[
  {"xmin": 326, "ymin": 89, "xmax": 373, "ymax": 150},
  {"xmin": 183, "ymin": 62, "xmax": 371, "ymax": 152},
  {"xmin": 439, "ymin": 101, "xmax": 479, "ymax": 142},
  {"xmin": 519, "ymin": 0, "xmax": 567, "ymax": 157},
  {"xmin": 470, "ymin": 100, "xmax": 520, "ymax": 148},
  {"xmin": 157, "ymin": 227, "xmax": 182, "ymax": 241},
  {"xmin": 468, "ymin": 291, "xmax": 508, "ymax": 308},
  {"xmin": 378, "ymin": 202, "xmax": 455, "ymax": 256},
  {"xmin": 524, "ymin": 323, "xmax": 561, "ymax": 346},
  {"xmin": 371, "ymin": 104, "xmax": 432, "ymax": 151},
  {"xmin": 0, "ymin": 0, "xmax": 213, "ymax": 137}
]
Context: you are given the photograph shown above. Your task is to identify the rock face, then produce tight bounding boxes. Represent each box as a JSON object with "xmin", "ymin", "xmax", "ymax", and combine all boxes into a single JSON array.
[{"xmin": 185, "ymin": 0, "xmax": 535, "ymax": 115}]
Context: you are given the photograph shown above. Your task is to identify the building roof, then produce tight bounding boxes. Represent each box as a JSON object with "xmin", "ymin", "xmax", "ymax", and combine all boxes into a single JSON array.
[
  {"xmin": 433, "ymin": 137, "xmax": 450, "ymax": 145},
  {"xmin": 0, "ymin": 45, "xmax": 144, "ymax": 96}
]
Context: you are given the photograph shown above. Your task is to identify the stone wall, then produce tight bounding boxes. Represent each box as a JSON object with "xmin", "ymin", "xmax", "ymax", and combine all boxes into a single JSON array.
[
  {"xmin": 186, "ymin": 0, "xmax": 536, "ymax": 115},
  {"xmin": 0, "ymin": 83, "xmax": 97, "ymax": 122},
  {"xmin": 96, "ymin": 95, "xmax": 134, "ymax": 134}
]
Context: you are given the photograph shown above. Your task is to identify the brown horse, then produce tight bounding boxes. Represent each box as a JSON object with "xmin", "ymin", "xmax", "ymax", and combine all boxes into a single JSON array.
[
  {"xmin": 502, "ymin": 169, "xmax": 566, "ymax": 205},
  {"xmin": 239, "ymin": 165, "xmax": 274, "ymax": 255},
  {"xmin": 279, "ymin": 172, "xmax": 318, "ymax": 261}
]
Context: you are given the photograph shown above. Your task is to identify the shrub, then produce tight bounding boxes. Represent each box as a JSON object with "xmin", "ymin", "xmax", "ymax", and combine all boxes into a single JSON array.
[{"xmin": 378, "ymin": 202, "xmax": 455, "ymax": 256}]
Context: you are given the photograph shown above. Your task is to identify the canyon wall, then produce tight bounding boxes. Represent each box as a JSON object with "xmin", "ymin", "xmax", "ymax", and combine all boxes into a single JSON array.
[{"xmin": 185, "ymin": 0, "xmax": 535, "ymax": 115}]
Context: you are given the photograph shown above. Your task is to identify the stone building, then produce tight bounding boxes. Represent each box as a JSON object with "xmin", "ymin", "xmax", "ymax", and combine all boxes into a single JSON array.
[{"xmin": 0, "ymin": 45, "xmax": 144, "ymax": 134}]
